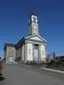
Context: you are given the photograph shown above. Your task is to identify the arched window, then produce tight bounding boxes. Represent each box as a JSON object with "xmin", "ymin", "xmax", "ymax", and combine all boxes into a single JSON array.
[
  {"xmin": 9, "ymin": 56, "xmax": 13, "ymax": 63},
  {"xmin": 33, "ymin": 17, "xmax": 36, "ymax": 23}
]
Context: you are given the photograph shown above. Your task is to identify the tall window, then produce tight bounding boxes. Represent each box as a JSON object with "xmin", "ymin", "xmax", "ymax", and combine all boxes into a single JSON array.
[
  {"xmin": 9, "ymin": 56, "xmax": 13, "ymax": 63},
  {"xmin": 34, "ymin": 44, "xmax": 39, "ymax": 60}
]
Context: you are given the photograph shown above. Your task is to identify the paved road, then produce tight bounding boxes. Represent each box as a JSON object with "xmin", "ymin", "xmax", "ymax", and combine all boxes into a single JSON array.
[{"xmin": 0, "ymin": 64, "xmax": 64, "ymax": 85}]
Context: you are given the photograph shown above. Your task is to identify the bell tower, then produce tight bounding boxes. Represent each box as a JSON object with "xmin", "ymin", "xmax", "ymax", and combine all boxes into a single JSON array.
[{"xmin": 29, "ymin": 12, "xmax": 39, "ymax": 35}]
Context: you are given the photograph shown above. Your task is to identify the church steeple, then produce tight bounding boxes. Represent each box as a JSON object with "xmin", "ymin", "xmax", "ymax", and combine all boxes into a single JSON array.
[
  {"xmin": 29, "ymin": 12, "xmax": 39, "ymax": 35},
  {"xmin": 30, "ymin": 11, "xmax": 36, "ymax": 17}
]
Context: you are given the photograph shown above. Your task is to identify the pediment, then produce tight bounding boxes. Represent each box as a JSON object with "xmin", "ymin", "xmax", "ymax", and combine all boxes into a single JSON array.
[
  {"xmin": 30, "ymin": 36, "xmax": 42, "ymax": 41},
  {"xmin": 25, "ymin": 35, "xmax": 46, "ymax": 42}
]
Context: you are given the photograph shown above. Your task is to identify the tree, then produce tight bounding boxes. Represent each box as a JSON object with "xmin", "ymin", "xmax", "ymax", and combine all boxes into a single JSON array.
[
  {"xmin": 53, "ymin": 52, "xmax": 56, "ymax": 61},
  {"xmin": 46, "ymin": 54, "xmax": 50, "ymax": 63}
]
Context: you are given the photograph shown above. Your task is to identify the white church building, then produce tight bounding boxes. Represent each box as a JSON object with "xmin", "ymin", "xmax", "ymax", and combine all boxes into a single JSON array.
[{"xmin": 4, "ymin": 12, "xmax": 47, "ymax": 64}]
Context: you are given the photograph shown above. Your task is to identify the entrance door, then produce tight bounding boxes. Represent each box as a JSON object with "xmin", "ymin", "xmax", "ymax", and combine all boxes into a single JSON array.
[
  {"xmin": 34, "ymin": 44, "xmax": 39, "ymax": 61},
  {"xmin": 9, "ymin": 56, "xmax": 13, "ymax": 64}
]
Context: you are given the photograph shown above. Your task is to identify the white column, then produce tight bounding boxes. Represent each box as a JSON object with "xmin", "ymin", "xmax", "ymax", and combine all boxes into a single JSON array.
[
  {"xmin": 40, "ymin": 44, "xmax": 46, "ymax": 61},
  {"xmin": 27, "ymin": 43, "xmax": 33, "ymax": 61}
]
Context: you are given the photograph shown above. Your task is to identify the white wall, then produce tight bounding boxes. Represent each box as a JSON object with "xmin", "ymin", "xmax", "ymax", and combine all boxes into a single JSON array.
[
  {"xmin": 22, "ymin": 44, "xmax": 24, "ymax": 61},
  {"xmin": 40, "ymin": 45, "xmax": 46, "ymax": 61},
  {"xmin": 16, "ymin": 49, "xmax": 19, "ymax": 58},
  {"xmin": 27, "ymin": 43, "xmax": 33, "ymax": 61}
]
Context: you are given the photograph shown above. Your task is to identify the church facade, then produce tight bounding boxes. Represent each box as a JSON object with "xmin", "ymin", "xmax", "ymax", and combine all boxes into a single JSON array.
[{"xmin": 4, "ymin": 13, "xmax": 47, "ymax": 64}]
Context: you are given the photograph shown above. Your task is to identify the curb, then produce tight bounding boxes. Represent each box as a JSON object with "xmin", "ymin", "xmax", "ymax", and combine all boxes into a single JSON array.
[{"xmin": 40, "ymin": 68, "xmax": 64, "ymax": 74}]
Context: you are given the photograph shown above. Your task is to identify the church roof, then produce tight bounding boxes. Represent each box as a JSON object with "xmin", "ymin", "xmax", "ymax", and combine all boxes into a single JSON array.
[
  {"xmin": 16, "ymin": 37, "xmax": 25, "ymax": 49},
  {"xmin": 31, "ymin": 11, "xmax": 36, "ymax": 16},
  {"xmin": 29, "ymin": 11, "xmax": 37, "ymax": 18},
  {"xmin": 4, "ymin": 43, "xmax": 15, "ymax": 47},
  {"xmin": 4, "ymin": 43, "xmax": 16, "ymax": 50}
]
